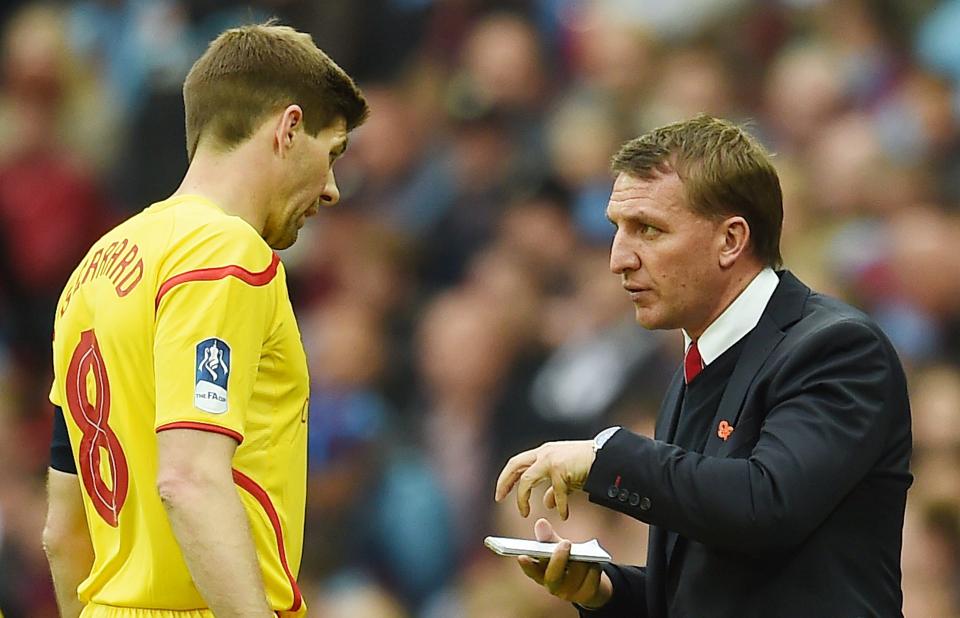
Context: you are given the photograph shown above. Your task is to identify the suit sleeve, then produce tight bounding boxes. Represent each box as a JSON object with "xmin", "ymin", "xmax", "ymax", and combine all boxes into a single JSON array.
[
  {"xmin": 576, "ymin": 564, "xmax": 647, "ymax": 617},
  {"xmin": 584, "ymin": 318, "xmax": 903, "ymax": 554}
]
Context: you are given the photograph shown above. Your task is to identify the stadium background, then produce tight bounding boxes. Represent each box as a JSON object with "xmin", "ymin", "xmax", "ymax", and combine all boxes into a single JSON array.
[{"xmin": 0, "ymin": 0, "xmax": 958, "ymax": 616}]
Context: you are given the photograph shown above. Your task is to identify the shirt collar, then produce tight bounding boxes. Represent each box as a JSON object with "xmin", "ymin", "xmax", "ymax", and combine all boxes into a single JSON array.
[{"xmin": 682, "ymin": 267, "xmax": 779, "ymax": 365}]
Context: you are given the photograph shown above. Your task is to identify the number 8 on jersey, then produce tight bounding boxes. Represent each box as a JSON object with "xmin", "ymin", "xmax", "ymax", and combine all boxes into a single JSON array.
[{"xmin": 65, "ymin": 329, "xmax": 129, "ymax": 526}]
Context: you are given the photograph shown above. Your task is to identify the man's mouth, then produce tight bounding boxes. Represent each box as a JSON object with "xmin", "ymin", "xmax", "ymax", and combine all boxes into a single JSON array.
[
  {"xmin": 623, "ymin": 284, "xmax": 651, "ymax": 301},
  {"xmin": 298, "ymin": 204, "xmax": 320, "ymax": 227}
]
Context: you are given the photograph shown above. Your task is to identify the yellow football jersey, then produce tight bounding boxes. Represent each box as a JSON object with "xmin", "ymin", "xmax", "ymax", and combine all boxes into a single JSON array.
[{"xmin": 50, "ymin": 195, "xmax": 308, "ymax": 615}]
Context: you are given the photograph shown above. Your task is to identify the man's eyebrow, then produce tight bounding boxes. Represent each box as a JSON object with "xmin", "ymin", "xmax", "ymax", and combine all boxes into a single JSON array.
[
  {"xmin": 616, "ymin": 207, "xmax": 664, "ymax": 224},
  {"xmin": 333, "ymin": 137, "xmax": 349, "ymax": 157}
]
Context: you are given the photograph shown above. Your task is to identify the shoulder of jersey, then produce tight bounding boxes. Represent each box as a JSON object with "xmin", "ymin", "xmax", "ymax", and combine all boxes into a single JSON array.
[
  {"xmin": 153, "ymin": 209, "xmax": 280, "ymax": 310},
  {"xmin": 165, "ymin": 203, "xmax": 274, "ymax": 268},
  {"xmin": 166, "ymin": 200, "xmax": 262, "ymax": 240}
]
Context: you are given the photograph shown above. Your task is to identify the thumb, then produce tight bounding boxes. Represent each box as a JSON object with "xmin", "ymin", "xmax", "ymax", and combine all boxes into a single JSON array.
[{"xmin": 534, "ymin": 517, "xmax": 563, "ymax": 543}]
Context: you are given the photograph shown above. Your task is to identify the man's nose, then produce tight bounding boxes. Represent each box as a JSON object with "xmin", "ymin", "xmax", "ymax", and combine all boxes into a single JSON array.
[
  {"xmin": 321, "ymin": 170, "xmax": 340, "ymax": 206},
  {"xmin": 609, "ymin": 233, "xmax": 640, "ymax": 274}
]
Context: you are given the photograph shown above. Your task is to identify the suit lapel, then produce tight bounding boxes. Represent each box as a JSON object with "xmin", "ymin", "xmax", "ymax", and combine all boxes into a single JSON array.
[
  {"xmin": 703, "ymin": 271, "xmax": 809, "ymax": 456},
  {"xmin": 659, "ymin": 272, "xmax": 810, "ymax": 579},
  {"xmin": 649, "ymin": 367, "xmax": 684, "ymax": 612},
  {"xmin": 701, "ymin": 312, "xmax": 784, "ymax": 456},
  {"xmin": 655, "ymin": 367, "xmax": 684, "ymax": 442},
  {"xmin": 664, "ymin": 272, "xmax": 809, "ymax": 568}
]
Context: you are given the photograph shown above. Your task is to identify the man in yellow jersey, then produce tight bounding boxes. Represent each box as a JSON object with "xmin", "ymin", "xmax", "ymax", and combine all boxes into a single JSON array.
[{"xmin": 41, "ymin": 22, "xmax": 368, "ymax": 617}]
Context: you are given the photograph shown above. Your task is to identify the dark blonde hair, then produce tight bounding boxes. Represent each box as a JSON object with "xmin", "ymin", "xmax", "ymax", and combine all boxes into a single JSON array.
[
  {"xmin": 612, "ymin": 114, "xmax": 783, "ymax": 267},
  {"xmin": 183, "ymin": 22, "xmax": 368, "ymax": 160}
]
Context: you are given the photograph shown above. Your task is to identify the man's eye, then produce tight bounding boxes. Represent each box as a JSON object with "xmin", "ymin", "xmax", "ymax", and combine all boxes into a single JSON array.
[{"xmin": 641, "ymin": 224, "xmax": 659, "ymax": 236}]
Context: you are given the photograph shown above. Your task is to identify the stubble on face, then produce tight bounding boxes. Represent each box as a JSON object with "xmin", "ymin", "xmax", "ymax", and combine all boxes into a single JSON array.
[
  {"xmin": 265, "ymin": 121, "xmax": 347, "ymax": 250},
  {"xmin": 275, "ymin": 217, "xmax": 301, "ymax": 250},
  {"xmin": 261, "ymin": 202, "xmax": 301, "ymax": 250}
]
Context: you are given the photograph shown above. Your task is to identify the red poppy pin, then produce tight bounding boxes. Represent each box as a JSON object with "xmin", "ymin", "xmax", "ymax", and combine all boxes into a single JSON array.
[{"xmin": 717, "ymin": 420, "xmax": 734, "ymax": 441}]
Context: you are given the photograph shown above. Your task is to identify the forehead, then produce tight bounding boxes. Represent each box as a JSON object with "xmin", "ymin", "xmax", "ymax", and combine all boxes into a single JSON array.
[{"xmin": 606, "ymin": 172, "xmax": 690, "ymax": 220}]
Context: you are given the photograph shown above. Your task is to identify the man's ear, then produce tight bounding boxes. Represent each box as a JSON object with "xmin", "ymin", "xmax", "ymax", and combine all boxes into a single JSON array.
[
  {"xmin": 274, "ymin": 104, "xmax": 304, "ymax": 156},
  {"xmin": 718, "ymin": 215, "xmax": 750, "ymax": 269}
]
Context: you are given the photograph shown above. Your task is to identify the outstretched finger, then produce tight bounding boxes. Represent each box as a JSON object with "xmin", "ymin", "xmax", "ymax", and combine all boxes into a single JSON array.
[
  {"xmin": 550, "ymin": 470, "xmax": 571, "ymax": 520},
  {"xmin": 495, "ymin": 450, "xmax": 537, "ymax": 502},
  {"xmin": 543, "ymin": 486, "xmax": 557, "ymax": 511},
  {"xmin": 534, "ymin": 517, "xmax": 561, "ymax": 543},
  {"xmin": 516, "ymin": 460, "xmax": 549, "ymax": 517}
]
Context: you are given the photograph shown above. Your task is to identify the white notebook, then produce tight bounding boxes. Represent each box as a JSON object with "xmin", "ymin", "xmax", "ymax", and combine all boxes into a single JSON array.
[{"xmin": 484, "ymin": 535, "xmax": 612, "ymax": 563}]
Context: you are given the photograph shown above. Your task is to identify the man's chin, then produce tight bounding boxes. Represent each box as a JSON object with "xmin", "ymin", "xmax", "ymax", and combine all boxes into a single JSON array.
[
  {"xmin": 268, "ymin": 230, "xmax": 297, "ymax": 250},
  {"xmin": 633, "ymin": 307, "xmax": 668, "ymax": 331}
]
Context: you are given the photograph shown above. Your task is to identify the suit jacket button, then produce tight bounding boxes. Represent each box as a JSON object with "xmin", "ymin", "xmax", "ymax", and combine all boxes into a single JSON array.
[
  {"xmin": 639, "ymin": 497, "xmax": 651, "ymax": 511},
  {"xmin": 618, "ymin": 489, "xmax": 629, "ymax": 502},
  {"xmin": 629, "ymin": 493, "xmax": 640, "ymax": 507},
  {"xmin": 607, "ymin": 485, "xmax": 618, "ymax": 499}
]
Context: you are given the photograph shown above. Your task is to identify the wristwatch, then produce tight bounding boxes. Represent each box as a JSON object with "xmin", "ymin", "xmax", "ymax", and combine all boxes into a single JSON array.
[{"xmin": 593, "ymin": 426, "xmax": 621, "ymax": 454}]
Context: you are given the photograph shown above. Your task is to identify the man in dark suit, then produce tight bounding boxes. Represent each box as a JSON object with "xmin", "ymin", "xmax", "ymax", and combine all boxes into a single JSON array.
[{"xmin": 494, "ymin": 115, "xmax": 912, "ymax": 617}]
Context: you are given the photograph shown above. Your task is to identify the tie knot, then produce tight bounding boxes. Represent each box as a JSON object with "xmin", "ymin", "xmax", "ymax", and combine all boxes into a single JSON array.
[{"xmin": 684, "ymin": 341, "xmax": 704, "ymax": 384}]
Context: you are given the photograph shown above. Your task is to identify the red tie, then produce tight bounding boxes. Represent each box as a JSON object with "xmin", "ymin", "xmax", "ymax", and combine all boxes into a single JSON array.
[{"xmin": 685, "ymin": 341, "xmax": 704, "ymax": 384}]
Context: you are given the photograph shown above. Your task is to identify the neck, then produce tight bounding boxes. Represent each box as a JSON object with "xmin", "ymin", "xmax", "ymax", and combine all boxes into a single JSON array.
[
  {"xmin": 686, "ymin": 264, "xmax": 764, "ymax": 340},
  {"xmin": 172, "ymin": 143, "xmax": 272, "ymax": 234}
]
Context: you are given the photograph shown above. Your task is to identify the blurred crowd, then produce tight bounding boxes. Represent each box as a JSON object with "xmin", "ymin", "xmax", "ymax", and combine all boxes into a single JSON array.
[{"xmin": 0, "ymin": 0, "xmax": 959, "ymax": 616}]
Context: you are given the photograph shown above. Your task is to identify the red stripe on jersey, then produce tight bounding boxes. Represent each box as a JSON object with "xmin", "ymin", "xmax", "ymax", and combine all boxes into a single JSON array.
[
  {"xmin": 232, "ymin": 468, "xmax": 304, "ymax": 612},
  {"xmin": 155, "ymin": 253, "xmax": 281, "ymax": 309},
  {"xmin": 156, "ymin": 421, "xmax": 244, "ymax": 444}
]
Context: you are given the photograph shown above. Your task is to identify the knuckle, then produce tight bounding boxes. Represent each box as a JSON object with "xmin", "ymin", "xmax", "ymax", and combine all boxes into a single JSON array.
[{"xmin": 519, "ymin": 469, "xmax": 539, "ymax": 483}]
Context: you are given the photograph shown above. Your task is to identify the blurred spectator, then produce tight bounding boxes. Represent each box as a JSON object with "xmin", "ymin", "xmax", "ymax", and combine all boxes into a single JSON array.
[
  {"xmin": 0, "ymin": 3, "xmax": 119, "ymax": 169},
  {"xmin": 546, "ymin": 92, "xmax": 623, "ymax": 240},
  {"xmin": 415, "ymin": 290, "xmax": 516, "ymax": 553},
  {"xmin": 763, "ymin": 41, "xmax": 846, "ymax": 153},
  {"xmin": 0, "ymin": 3, "xmax": 114, "ymax": 426},
  {"xmin": 562, "ymin": 3, "xmax": 654, "ymax": 109},
  {"xmin": 911, "ymin": 364, "xmax": 960, "ymax": 453},
  {"xmin": 458, "ymin": 11, "xmax": 548, "ymax": 113},
  {"xmin": 637, "ymin": 45, "xmax": 738, "ymax": 131},
  {"xmin": 300, "ymin": 299, "xmax": 453, "ymax": 611}
]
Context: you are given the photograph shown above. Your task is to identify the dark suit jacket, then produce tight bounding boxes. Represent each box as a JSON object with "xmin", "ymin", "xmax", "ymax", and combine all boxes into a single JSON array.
[{"xmin": 578, "ymin": 271, "xmax": 912, "ymax": 618}]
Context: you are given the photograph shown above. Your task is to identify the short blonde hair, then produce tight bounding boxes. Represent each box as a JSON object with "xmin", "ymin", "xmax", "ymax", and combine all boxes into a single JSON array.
[
  {"xmin": 613, "ymin": 114, "xmax": 783, "ymax": 267},
  {"xmin": 183, "ymin": 22, "xmax": 368, "ymax": 160}
]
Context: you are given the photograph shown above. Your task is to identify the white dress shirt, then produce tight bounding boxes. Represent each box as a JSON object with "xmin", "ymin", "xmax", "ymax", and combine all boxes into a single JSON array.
[
  {"xmin": 594, "ymin": 268, "xmax": 780, "ymax": 450},
  {"xmin": 682, "ymin": 267, "xmax": 780, "ymax": 364}
]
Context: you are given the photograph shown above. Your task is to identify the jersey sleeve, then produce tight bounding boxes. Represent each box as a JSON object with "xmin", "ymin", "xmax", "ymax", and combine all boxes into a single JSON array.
[
  {"xmin": 153, "ymin": 221, "xmax": 279, "ymax": 443},
  {"xmin": 50, "ymin": 324, "xmax": 64, "ymax": 407},
  {"xmin": 49, "ymin": 376, "xmax": 61, "ymax": 407}
]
